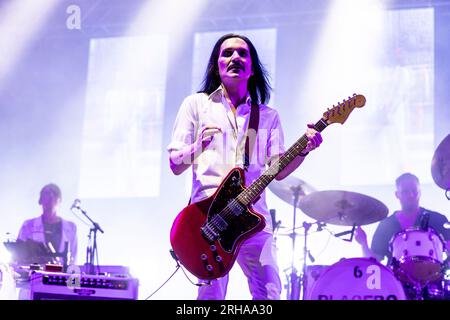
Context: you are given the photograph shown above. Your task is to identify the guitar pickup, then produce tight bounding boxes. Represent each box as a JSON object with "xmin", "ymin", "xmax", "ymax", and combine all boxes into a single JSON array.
[
  {"xmin": 228, "ymin": 201, "xmax": 244, "ymax": 216},
  {"xmin": 210, "ymin": 214, "xmax": 228, "ymax": 231}
]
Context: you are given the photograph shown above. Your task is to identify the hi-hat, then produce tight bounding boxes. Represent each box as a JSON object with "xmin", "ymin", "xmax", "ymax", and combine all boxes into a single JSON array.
[
  {"xmin": 268, "ymin": 176, "xmax": 317, "ymax": 208},
  {"xmin": 298, "ymin": 190, "xmax": 388, "ymax": 226},
  {"xmin": 431, "ymin": 134, "xmax": 450, "ymax": 190}
]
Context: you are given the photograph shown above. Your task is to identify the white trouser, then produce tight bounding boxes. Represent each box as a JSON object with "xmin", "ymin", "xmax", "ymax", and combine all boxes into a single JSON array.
[{"xmin": 197, "ymin": 231, "xmax": 281, "ymax": 300}]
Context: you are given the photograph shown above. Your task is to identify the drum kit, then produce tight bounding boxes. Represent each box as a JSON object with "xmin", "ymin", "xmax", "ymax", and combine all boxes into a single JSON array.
[{"xmin": 268, "ymin": 134, "xmax": 450, "ymax": 300}]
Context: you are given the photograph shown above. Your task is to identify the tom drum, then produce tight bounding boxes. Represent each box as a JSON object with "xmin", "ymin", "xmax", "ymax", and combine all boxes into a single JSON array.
[{"xmin": 389, "ymin": 228, "xmax": 445, "ymax": 285}]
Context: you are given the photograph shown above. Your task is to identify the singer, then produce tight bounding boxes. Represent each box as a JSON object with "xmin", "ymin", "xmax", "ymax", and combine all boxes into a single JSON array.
[
  {"xmin": 167, "ymin": 34, "xmax": 322, "ymax": 300},
  {"xmin": 167, "ymin": 33, "xmax": 323, "ymax": 300}
]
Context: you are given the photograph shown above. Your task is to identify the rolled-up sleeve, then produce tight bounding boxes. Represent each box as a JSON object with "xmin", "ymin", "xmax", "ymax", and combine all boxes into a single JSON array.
[{"xmin": 167, "ymin": 96, "xmax": 198, "ymax": 153}]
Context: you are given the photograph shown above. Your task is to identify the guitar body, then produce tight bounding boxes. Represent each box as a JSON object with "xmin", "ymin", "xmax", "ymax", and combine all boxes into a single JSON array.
[{"xmin": 170, "ymin": 168, "xmax": 266, "ymax": 280}]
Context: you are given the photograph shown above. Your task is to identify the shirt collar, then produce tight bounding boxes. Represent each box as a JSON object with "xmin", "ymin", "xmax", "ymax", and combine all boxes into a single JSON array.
[{"xmin": 209, "ymin": 85, "xmax": 252, "ymax": 107}]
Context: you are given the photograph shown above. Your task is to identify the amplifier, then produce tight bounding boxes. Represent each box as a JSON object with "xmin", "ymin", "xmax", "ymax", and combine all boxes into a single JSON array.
[{"xmin": 30, "ymin": 271, "xmax": 139, "ymax": 300}]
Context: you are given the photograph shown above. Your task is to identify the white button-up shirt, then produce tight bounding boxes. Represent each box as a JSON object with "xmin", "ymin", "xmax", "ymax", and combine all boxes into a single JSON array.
[{"xmin": 168, "ymin": 86, "xmax": 285, "ymax": 232}]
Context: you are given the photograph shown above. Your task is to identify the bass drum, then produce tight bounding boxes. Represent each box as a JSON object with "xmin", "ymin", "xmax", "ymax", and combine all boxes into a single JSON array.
[{"xmin": 306, "ymin": 257, "xmax": 406, "ymax": 300}]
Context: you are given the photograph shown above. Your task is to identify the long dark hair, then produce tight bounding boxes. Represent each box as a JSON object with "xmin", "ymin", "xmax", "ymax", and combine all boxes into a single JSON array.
[{"xmin": 198, "ymin": 33, "xmax": 272, "ymax": 105}]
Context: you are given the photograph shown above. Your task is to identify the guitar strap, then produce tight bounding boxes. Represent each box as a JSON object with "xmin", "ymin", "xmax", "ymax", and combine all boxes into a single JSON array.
[{"xmin": 244, "ymin": 103, "xmax": 260, "ymax": 171}]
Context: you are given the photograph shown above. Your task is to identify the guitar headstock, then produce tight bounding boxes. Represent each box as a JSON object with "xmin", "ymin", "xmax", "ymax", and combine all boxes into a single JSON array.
[{"xmin": 323, "ymin": 94, "xmax": 366, "ymax": 125}]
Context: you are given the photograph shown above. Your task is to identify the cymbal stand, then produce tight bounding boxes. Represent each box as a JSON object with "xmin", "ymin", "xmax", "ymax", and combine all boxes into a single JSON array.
[
  {"xmin": 300, "ymin": 221, "xmax": 312, "ymax": 300},
  {"xmin": 286, "ymin": 186, "xmax": 302, "ymax": 300}
]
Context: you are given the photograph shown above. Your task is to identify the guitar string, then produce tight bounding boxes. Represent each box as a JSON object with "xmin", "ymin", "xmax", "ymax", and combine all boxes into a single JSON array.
[
  {"xmin": 202, "ymin": 97, "xmax": 360, "ymax": 241},
  {"xmin": 206, "ymin": 106, "xmax": 344, "ymax": 233},
  {"xmin": 210, "ymin": 134, "xmax": 312, "ymax": 231},
  {"xmin": 210, "ymin": 119, "xmax": 328, "ymax": 230}
]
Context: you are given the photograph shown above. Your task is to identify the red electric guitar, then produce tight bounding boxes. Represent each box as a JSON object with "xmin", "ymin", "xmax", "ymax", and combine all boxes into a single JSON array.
[{"xmin": 170, "ymin": 94, "xmax": 366, "ymax": 280}]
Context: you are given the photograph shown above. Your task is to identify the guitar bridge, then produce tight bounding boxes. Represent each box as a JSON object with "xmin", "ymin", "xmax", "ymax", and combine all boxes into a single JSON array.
[
  {"xmin": 201, "ymin": 215, "xmax": 229, "ymax": 242},
  {"xmin": 201, "ymin": 224, "xmax": 218, "ymax": 242}
]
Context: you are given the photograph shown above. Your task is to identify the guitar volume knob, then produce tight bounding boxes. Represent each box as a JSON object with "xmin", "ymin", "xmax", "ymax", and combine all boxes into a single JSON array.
[{"xmin": 200, "ymin": 254, "xmax": 208, "ymax": 261}]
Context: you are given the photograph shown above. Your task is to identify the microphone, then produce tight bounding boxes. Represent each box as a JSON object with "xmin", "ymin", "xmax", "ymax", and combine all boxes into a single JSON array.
[
  {"xmin": 307, "ymin": 250, "xmax": 315, "ymax": 263},
  {"xmin": 316, "ymin": 222, "xmax": 326, "ymax": 231},
  {"xmin": 70, "ymin": 199, "xmax": 81, "ymax": 210},
  {"xmin": 334, "ymin": 224, "xmax": 356, "ymax": 242},
  {"xmin": 270, "ymin": 209, "xmax": 281, "ymax": 232},
  {"xmin": 334, "ymin": 230, "xmax": 352, "ymax": 238}
]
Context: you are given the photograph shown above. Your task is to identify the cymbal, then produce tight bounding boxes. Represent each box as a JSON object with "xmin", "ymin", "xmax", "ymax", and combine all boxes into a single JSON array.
[
  {"xmin": 298, "ymin": 190, "xmax": 388, "ymax": 226},
  {"xmin": 268, "ymin": 176, "xmax": 317, "ymax": 208},
  {"xmin": 431, "ymin": 134, "xmax": 450, "ymax": 190}
]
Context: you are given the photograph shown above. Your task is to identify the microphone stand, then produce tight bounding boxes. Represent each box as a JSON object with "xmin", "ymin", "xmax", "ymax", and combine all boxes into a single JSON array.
[{"xmin": 77, "ymin": 206, "xmax": 104, "ymax": 275}]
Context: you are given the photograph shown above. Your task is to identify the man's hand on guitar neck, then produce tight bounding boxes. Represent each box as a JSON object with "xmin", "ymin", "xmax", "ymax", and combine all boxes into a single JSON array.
[
  {"xmin": 304, "ymin": 123, "xmax": 323, "ymax": 154},
  {"xmin": 275, "ymin": 123, "xmax": 322, "ymax": 180}
]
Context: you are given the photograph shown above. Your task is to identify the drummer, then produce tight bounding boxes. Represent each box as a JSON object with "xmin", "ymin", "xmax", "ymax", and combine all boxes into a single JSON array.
[{"xmin": 355, "ymin": 172, "xmax": 450, "ymax": 264}]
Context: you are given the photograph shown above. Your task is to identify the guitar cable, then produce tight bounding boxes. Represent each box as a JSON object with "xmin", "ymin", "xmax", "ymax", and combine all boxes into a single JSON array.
[
  {"xmin": 144, "ymin": 249, "xmax": 210, "ymax": 300},
  {"xmin": 172, "ymin": 249, "xmax": 211, "ymax": 287}
]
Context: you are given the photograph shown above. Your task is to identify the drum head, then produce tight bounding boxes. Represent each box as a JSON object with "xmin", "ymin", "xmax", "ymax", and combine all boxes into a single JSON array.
[
  {"xmin": 307, "ymin": 257, "xmax": 406, "ymax": 300},
  {"xmin": 395, "ymin": 256, "xmax": 443, "ymax": 285}
]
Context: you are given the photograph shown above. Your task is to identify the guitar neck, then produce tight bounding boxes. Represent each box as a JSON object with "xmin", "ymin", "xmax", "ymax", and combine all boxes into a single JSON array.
[{"xmin": 237, "ymin": 118, "xmax": 329, "ymax": 207}]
